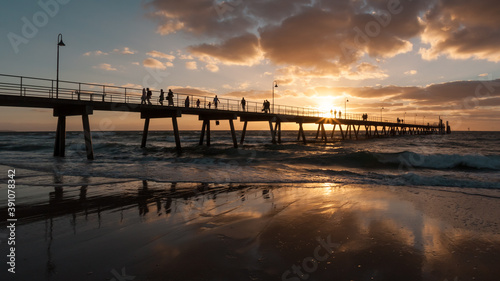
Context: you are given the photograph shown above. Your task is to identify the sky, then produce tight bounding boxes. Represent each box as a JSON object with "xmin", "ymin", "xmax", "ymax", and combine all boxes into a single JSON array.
[{"xmin": 1, "ymin": 0, "xmax": 499, "ymax": 132}]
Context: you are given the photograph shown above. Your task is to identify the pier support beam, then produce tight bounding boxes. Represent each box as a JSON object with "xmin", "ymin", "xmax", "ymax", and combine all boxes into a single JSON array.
[
  {"xmin": 198, "ymin": 113, "xmax": 237, "ymax": 147},
  {"xmin": 320, "ymin": 123, "xmax": 327, "ymax": 143},
  {"xmin": 297, "ymin": 123, "xmax": 306, "ymax": 144},
  {"xmin": 140, "ymin": 109, "xmax": 182, "ymax": 152},
  {"xmin": 269, "ymin": 121, "xmax": 276, "ymax": 144},
  {"xmin": 229, "ymin": 119, "xmax": 238, "ymax": 148},
  {"xmin": 240, "ymin": 121, "xmax": 248, "ymax": 144},
  {"xmin": 339, "ymin": 125, "xmax": 345, "ymax": 140},
  {"xmin": 239, "ymin": 116, "xmax": 277, "ymax": 145},
  {"xmin": 82, "ymin": 113, "xmax": 94, "ymax": 160},
  {"xmin": 54, "ymin": 115, "xmax": 66, "ymax": 157},
  {"xmin": 53, "ymin": 105, "xmax": 94, "ymax": 160},
  {"xmin": 199, "ymin": 119, "xmax": 211, "ymax": 146},
  {"xmin": 141, "ymin": 117, "xmax": 150, "ymax": 148},
  {"xmin": 172, "ymin": 116, "xmax": 181, "ymax": 153}
]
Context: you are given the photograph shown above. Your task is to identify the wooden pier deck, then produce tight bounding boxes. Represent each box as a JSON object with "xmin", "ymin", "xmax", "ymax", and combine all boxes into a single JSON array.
[{"xmin": 0, "ymin": 74, "xmax": 449, "ymax": 159}]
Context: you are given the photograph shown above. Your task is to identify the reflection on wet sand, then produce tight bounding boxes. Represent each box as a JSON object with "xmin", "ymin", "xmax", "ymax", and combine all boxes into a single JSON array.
[{"xmin": 1, "ymin": 182, "xmax": 500, "ymax": 281}]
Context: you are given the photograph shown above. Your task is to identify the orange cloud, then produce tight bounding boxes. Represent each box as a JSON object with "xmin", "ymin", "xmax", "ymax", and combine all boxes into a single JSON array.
[
  {"xmin": 147, "ymin": 50, "xmax": 175, "ymax": 61},
  {"xmin": 94, "ymin": 63, "xmax": 117, "ymax": 71},
  {"xmin": 143, "ymin": 58, "xmax": 167, "ymax": 69}
]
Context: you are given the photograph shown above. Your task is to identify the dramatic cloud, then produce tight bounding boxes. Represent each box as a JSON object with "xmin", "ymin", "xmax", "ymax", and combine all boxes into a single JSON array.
[
  {"xmin": 189, "ymin": 33, "xmax": 261, "ymax": 65},
  {"xmin": 147, "ymin": 50, "xmax": 175, "ymax": 61},
  {"xmin": 94, "ymin": 63, "xmax": 117, "ymax": 71},
  {"xmin": 143, "ymin": 58, "xmax": 167, "ymax": 69},
  {"xmin": 312, "ymin": 79, "xmax": 500, "ymax": 112},
  {"xmin": 405, "ymin": 70, "xmax": 418, "ymax": 75},
  {"xmin": 147, "ymin": 0, "xmax": 500, "ymax": 80},
  {"xmin": 420, "ymin": 0, "xmax": 500, "ymax": 62}
]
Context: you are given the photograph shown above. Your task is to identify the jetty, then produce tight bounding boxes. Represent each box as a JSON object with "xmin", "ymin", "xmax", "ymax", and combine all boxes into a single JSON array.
[{"xmin": 0, "ymin": 74, "xmax": 450, "ymax": 160}]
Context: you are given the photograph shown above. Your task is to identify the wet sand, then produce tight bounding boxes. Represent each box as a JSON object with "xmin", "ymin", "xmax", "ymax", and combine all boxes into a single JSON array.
[{"xmin": 1, "ymin": 178, "xmax": 500, "ymax": 281}]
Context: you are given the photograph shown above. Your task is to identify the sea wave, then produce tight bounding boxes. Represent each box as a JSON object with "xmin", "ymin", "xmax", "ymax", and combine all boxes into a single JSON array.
[
  {"xmin": 291, "ymin": 150, "xmax": 500, "ymax": 171},
  {"xmin": 376, "ymin": 151, "xmax": 500, "ymax": 170}
]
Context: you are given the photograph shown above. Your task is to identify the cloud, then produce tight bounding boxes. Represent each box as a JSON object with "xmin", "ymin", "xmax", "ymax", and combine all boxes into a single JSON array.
[
  {"xmin": 85, "ymin": 47, "xmax": 136, "ymax": 56},
  {"xmin": 170, "ymin": 86, "xmax": 216, "ymax": 96},
  {"xmin": 83, "ymin": 50, "xmax": 108, "ymax": 56},
  {"xmin": 186, "ymin": 61, "xmax": 197, "ymax": 70},
  {"xmin": 147, "ymin": 50, "xmax": 176, "ymax": 61},
  {"xmin": 313, "ymin": 80, "xmax": 500, "ymax": 113},
  {"xmin": 420, "ymin": 0, "xmax": 500, "ymax": 62},
  {"xmin": 405, "ymin": 70, "xmax": 418, "ymax": 76},
  {"xmin": 189, "ymin": 33, "xmax": 262, "ymax": 65},
  {"xmin": 143, "ymin": 58, "xmax": 167, "ymax": 69},
  {"xmin": 147, "ymin": 0, "xmax": 500, "ymax": 80},
  {"xmin": 147, "ymin": 0, "xmax": 254, "ymax": 38},
  {"xmin": 113, "ymin": 47, "xmax": 137, "ymax": 55},
  {"xmin": 121, "ymin": 83, "xmax": 143, "ymax": 89},
  {"xmin": 94, "ymin": 63, "xmax": 117, "ymax": 71},
  {"xmin": 205, "ymin": 64, "xmax": 219, "ymax": 72},
  {"xmin": 478, "ymin": 73, "xmax": 489, "ymax": 77}
]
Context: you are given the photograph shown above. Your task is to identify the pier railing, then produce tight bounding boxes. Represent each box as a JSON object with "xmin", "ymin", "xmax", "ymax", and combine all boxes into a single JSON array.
[{"xmin": 0, "ymin": 74, "xmax": 432, "ymax": 125}]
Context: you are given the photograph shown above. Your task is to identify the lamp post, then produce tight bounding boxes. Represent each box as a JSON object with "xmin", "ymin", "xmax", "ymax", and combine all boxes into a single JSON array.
[
  {"xmin": 344, "ymin": 98, "xmax": 349, "ymax": 119},
  {"xmin": 272, "ymin": 80, "xmax": 278, "ymax": 114},
  {"xmin": 380, "ymin": 107, "xmax": 384, "ymax": 122},
  {"xmin": 56, "ymin": 33, "xmax": 65, "ymax": 99}
]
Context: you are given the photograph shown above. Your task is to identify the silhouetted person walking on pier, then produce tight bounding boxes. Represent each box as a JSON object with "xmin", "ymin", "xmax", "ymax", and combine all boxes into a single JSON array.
[
  {"xmin": 159, "ymin": 89, "xmax": 164, "ymax": 105},
  {"xmin": 339, "ymin": 111, "xmax": 342, "ymax": 119},
  {"xmin": 146, "ymin": 88, "xmax": 152, "ymax": 105},
  {"xmin": 241, "ymin": 97, "xmax": 246, "ymax": 111},
  {"xmin": 141, "ymin": 88, "xmax": 146, "ymax": 104},
  {"xmin": 185, "ymin": 96, "xmax": 190, "ymax": 108},
  {"xmin": 208, "ymin": 102, "xmax": 211, "ymax": 109},
  {"xmin": 213, "ymin": 95, "xmax": 219, "ymax": 109},
  {"xmin": 196, "ymin": 99, "xmax": 200, "ymax": 108},
  {"xmin": 167, "ymin": 89, "xmax": 174, "ymax": 106},
  {"xmin": 334, "ymin": 110, "xmax": 337, "ymax": 118},
  {"xmin": 262, "ymin": 100, "xmax": 270, "ymax": 113}
]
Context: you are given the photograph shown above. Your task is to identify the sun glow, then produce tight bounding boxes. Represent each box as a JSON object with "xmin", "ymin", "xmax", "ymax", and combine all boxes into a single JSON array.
[{"xmin": 316, "ymin": 95, "xmax": 341, "ymax": 117}]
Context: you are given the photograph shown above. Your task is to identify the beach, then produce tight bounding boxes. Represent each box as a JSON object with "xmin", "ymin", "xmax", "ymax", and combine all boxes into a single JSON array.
[
  {"xmin": 1, "ymin": 176, "xmax": 500, "ymax": 281},
  {"xmin": 1, "ymin": 131, "xmax": 500, "ymax": 280}
]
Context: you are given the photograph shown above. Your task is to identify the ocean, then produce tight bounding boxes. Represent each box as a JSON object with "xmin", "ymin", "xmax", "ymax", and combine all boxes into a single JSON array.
[
  {"xmin": 1, "ymin": 131, "xmax": 500, "ymax": 281},
  {"xmin": 0, "ymin": 130, "xmax": 499, "ymax": 188}
]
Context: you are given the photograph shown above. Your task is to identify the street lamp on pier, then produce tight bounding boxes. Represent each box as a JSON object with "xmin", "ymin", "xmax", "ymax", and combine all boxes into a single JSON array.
[
  {"xmin": 56, "ymin": 33, "xmax": 65, "ymax": 99},
  {"xmin": 380, "ymin": 107, "xmax": 384, "ymax": 122},
  {"xmin": 272, "ymin": 80, "xmax": 278, "ymax": 113}
]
